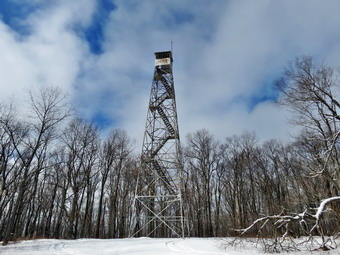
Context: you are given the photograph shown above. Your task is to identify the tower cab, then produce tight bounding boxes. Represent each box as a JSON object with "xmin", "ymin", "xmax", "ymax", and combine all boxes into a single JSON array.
[{"xmin": 155, "ymin": 51, "xmax": 173, "ymax": 73}]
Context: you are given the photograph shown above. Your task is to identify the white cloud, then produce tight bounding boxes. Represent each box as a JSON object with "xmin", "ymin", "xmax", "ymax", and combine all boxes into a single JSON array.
[
  {"xmin": 1, "ymin": 0, "xmax": 340, "ymax": 147},
  {"xmin": 174, "ymin": 0, "xmax": 340, "ymax": 143},
  {"xmin": 0, "ymin": 0, "xmax": 95, "ymax": 111}
]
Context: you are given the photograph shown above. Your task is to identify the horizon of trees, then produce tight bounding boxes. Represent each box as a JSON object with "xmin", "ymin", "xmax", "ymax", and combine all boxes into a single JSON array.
[{"xmin": 0, "ymin": 56, "xmax": 339, "ymax": 244}]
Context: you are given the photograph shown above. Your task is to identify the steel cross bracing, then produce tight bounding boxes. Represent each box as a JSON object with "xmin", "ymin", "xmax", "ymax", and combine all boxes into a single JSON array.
[{"xmin": 130, "ymin": 51, "xmax": 186, "ymax": 238}]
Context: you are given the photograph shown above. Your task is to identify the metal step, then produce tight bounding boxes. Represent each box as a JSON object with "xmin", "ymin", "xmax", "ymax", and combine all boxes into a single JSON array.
[
  {"xmin": 151, "ymin": 160, "xmax": 176, "ymax": 194},
  {"xmin": 149, "ymin": 92, "xmax": 169, "ymax": 110},
  {"xmin": 157, "ymin": 108, "xmax": 175, "ymax": 135},
  {"xmin": 151, "ymin": 135, "xmax": 171, "ymax": 157},
  {"xmin": 160, "ymin": 76, "xmax": 173, "ymax": 98},
  {"xmin": 155, "ymin": 70, "xmax": 173, "ymax": 97}
]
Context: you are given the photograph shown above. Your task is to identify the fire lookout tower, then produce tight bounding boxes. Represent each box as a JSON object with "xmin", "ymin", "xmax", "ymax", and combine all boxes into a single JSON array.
[{"xmin": 130, "ymin": 51, "xmax": 185, "ymax": 238}]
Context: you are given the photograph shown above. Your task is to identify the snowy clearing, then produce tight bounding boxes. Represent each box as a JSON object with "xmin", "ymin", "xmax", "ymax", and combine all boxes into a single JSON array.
[{"xmin": 0, "ymin": 237, "xmax": 339, "ymax": 255}]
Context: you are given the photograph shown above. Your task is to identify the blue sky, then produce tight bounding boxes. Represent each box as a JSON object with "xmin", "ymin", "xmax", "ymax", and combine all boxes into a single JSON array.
[{"xmin": 1, "ymin": 0, "xmax": 340, "ymax": 147}]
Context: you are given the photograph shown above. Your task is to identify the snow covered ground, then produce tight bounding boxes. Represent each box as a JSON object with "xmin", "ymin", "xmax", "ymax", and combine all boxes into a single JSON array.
[{"xmin": 0, "ymin": 237, "xmax": 339, "ymax": 255}]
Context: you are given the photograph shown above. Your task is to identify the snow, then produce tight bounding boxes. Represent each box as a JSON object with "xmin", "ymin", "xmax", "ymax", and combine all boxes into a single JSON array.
[
  {"xmin": 314, "ymin": 196, "xmax": 340, "ymax": 220},
  {"xmin": 0, "ymin": 237, "xmax": 339, "ymax": 255}
]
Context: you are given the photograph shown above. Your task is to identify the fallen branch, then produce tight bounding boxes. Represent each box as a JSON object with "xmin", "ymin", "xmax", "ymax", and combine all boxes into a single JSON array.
[{"xmin": 228, "ymin": 196, "xmax": 340, "ymax": 252}]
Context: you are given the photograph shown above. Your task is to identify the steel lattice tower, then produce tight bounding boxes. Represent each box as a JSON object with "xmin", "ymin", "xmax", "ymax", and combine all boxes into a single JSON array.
[{"xmin": 130, "ymin": 51, "xmax": 185, "ymax": 238}]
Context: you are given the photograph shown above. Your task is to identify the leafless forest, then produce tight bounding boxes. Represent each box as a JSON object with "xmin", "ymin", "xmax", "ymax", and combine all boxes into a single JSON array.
[{"xmin": 0, "ymin": 56, "xmax": 339, "ymax": 244}]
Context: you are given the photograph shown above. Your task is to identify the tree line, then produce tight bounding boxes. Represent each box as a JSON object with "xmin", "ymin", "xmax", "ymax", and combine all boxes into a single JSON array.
[{"xmin": 0, "ymin": 56, "xmax": 339, "ymax": 244}]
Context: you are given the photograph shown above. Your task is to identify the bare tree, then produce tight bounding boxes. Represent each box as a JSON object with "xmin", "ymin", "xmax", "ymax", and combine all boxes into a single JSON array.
[
  {"xmin": 276, "ymin": 56, "xmax": 340, "ymax": 193},
  {"xmin": 61, "ymin": 118, "xmax": 99, "ymax": 239},
  {"xmin": 106, "ymin": 130, "xmax": 133, "ymax": 238},
  {"xmin": 184, "ymin": 129, "xmax": 220, "ymax": 237},
  {"xmin": 1, "ymin": 87, "xmax": 70, "ymax": 245},
  {"xmin": 96, "ymin": 129, "xmax": 133, "ymax": 238},
  {"xmin": 231, "ymin": 56, "xmax": 340, "ymax": 251}
]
